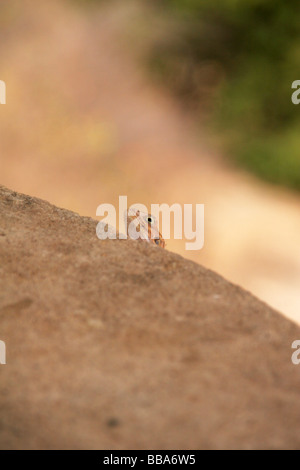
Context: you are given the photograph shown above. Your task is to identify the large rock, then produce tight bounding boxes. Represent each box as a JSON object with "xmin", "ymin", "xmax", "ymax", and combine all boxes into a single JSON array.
[{"xmin": 0, "ymin": 185, "xmax": 299, "ymax": 450}]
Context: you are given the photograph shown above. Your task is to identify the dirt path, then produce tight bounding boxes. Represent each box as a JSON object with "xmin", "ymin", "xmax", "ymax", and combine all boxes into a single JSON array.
[{"xmin": 1, "ymin": 0, "xmax": 299, "ymax": 322}]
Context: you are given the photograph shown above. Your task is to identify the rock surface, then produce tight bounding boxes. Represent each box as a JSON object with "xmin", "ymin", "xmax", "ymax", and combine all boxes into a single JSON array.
[{"xmin": 0, "ymin": 185, "xmax": 300, "ymax": 450}]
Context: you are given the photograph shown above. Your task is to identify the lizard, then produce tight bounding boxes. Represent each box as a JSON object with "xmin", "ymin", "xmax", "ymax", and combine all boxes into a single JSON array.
[{"xmin": 125, "ymin": 208, "xmax": 165, "ymax": 248}]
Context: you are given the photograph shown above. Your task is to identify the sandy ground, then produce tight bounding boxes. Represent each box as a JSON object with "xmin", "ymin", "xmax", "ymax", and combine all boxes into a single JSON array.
[
  {"xmin": 1, "ymin": 185, "xmax": 300, "ymax": 450},
  {"xmin": 0, "ymin": 0, "xmax": 299, "ymax": 322}
]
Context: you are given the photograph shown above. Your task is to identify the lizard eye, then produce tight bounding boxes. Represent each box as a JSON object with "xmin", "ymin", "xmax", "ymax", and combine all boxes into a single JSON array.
[{"xmin": 146, "ymin": 216, "xmax": 154, "ymax": 225}]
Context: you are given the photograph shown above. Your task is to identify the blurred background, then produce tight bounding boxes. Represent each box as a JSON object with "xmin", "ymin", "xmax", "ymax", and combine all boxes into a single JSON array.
[{"xmin": 0, "ymin": 0, "xmax": 299, "ymax": 322}]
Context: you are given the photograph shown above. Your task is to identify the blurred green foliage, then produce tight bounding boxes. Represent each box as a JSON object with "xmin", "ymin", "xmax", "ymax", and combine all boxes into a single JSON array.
[{"xmin": 149, "ymin": 0, "xmax": 300, "ymax": 190}]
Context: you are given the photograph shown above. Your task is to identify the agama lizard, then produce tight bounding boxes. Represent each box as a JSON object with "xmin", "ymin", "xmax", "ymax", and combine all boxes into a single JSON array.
[{"xmin": 125, "ymin": 208, "xmax": 165, "ymax": 248}]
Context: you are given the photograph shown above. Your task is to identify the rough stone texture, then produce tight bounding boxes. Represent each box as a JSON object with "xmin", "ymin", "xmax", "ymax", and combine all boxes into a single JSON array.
[{"xmin": 0, "ymin": 185, "xmax": 300, "ymax": 450}]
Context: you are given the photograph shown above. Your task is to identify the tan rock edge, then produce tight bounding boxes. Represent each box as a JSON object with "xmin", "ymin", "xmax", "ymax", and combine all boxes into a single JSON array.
[{"xmin": 0, "ymin": 185, "xmax": 300, "ymax": 450}]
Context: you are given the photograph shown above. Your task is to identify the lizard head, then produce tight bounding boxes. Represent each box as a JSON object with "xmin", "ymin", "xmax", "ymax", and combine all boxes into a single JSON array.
[{"xmin": 125, "ymin": 208, "xmax": 165, "ymax": 248}]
